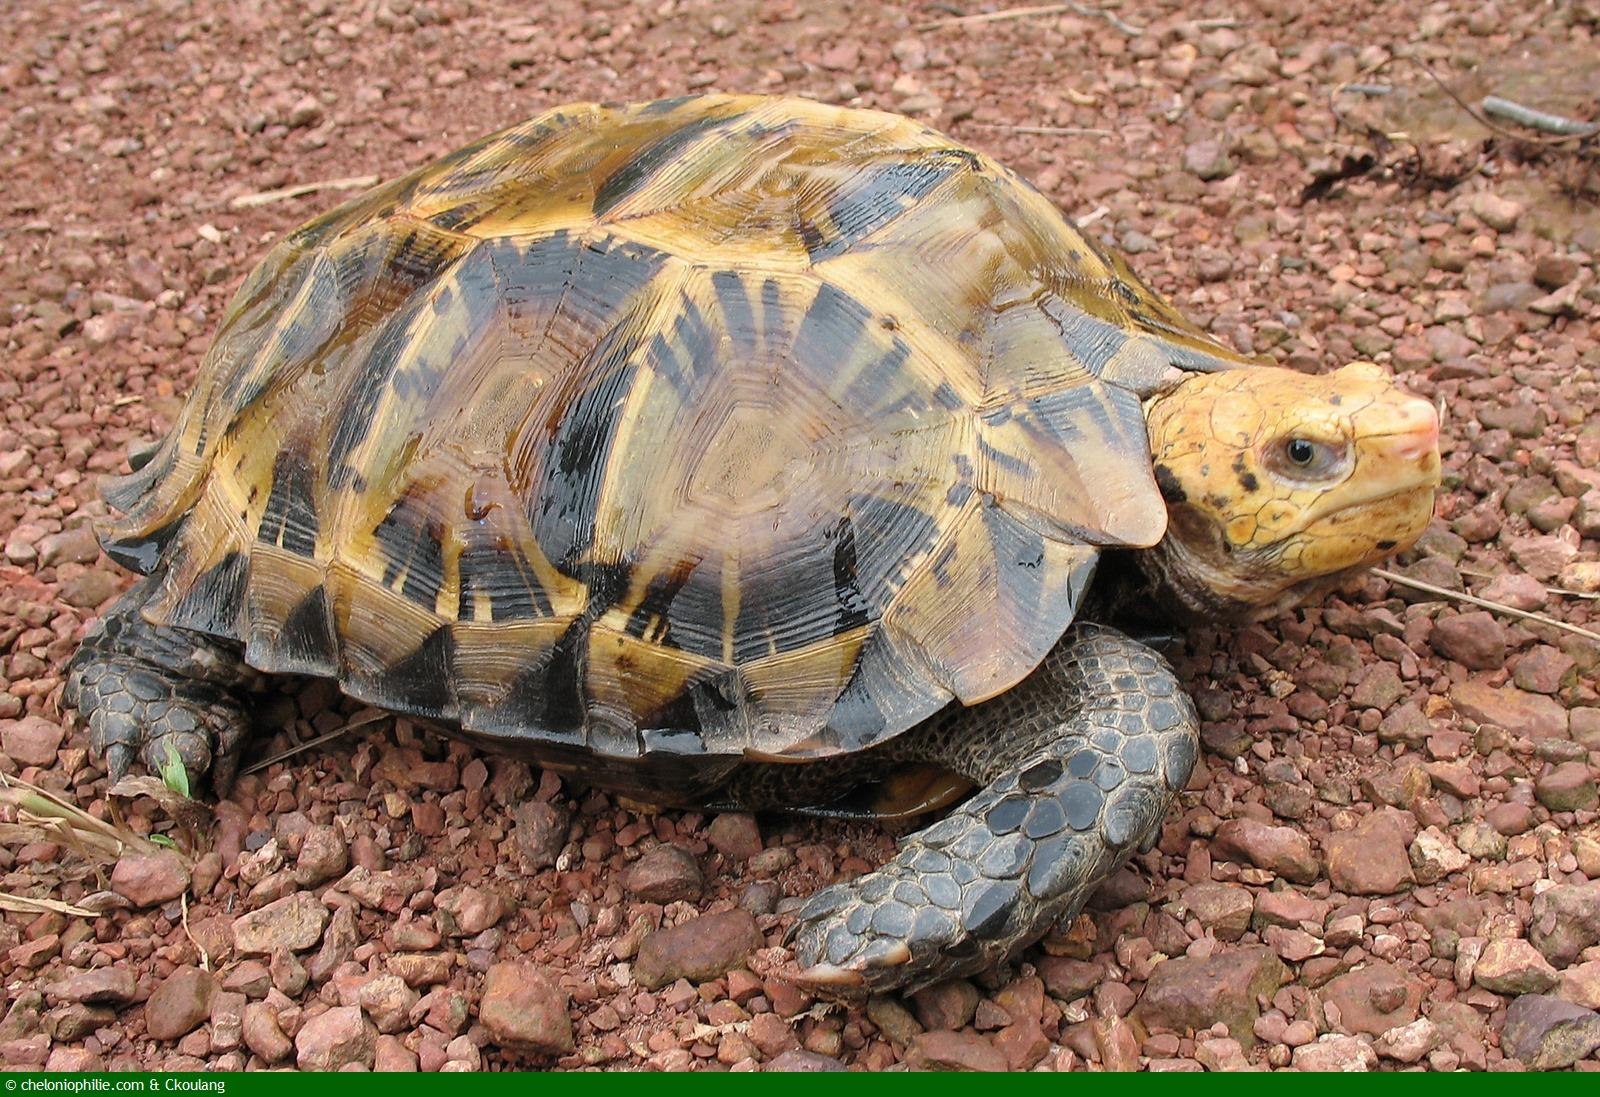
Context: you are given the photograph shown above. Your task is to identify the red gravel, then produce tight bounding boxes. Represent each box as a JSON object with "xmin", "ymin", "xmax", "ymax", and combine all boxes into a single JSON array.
[{"xmin": 3, "ymin": 0, "xmax": 1599, "ymax": 1074}]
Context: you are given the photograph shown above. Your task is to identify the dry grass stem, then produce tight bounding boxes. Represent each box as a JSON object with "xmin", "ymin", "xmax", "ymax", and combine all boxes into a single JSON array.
[
  {"xmin": 0, "ymin": 891, "xmax": 98, "ymax": 918},
  {"xmin": 239, "ymin": 712, "xmax": 391, "ymax": 777},
  {"xmin": 0, "ymin": 775, "xmax": 161, "ymax": 861},
  {"xmin": 1374, "ymin": 567, "xmax": 1600, "ymax": 643},
  {"xmin": 966, "ymin": 122, "xmax": 1120, "ymax": 138},
  {"xmin": 916, "ymin": 3, "xmax": 1143, "ymax": 36},
  {"xmin": 229, "ymin": 174, "xmax": 382, "ymax": 209}
]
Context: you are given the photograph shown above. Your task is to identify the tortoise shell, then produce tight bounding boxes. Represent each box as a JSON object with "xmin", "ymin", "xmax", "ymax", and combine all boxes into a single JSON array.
[{"xmin": 102, "ymin": 95, "xmax": 1250, "ymax": 765}]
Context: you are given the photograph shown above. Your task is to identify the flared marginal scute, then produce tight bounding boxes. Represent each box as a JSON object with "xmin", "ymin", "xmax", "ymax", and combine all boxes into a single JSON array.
[
  {"xmin": 450, "ymin": 618, "xmax": 575, "ymax": 740},
  {"xmin": 243, "ymin": 549, "xmax": 339, "ymax": 677},
  {"xmin": 977, "ymin": 380, "xmax": 1167, "ymax": 549},
  {"xmin": 326, "ymin": 560, "xmax": 461, "ymax": 720},
  {"xmin": 99, "ymin": 442, "xmax": 202, "ymax": 574},
  {"xmin": 782, "ymin": 624, "xmax": 951, "ymax": 757},
  {"xmin": 884, "ymin": 498, "xmax": 1101, "ymax": 705},
  {"xmin": 98, "ymin": 242, "xmax": 318, "ymax": 553},
  {"xmin": 740, "ymin": 623, "xmax": 878, "ymax": 754},
  {"xmin": 584, "ymin": 627, "xmax": 745, "ymax": 752},
  {"xmin": 159, "ymin": 549, "xmax": 249, "ymax": 640},
  {"xmin": 139, "ymin": 486, "xmax": 253, "ymax": 633}
]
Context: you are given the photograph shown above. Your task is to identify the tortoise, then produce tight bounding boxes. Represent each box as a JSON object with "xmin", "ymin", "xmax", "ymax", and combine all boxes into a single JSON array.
[{"xmin": 65, "ymin": 95, "xmax": 1441, "ymax": 993}]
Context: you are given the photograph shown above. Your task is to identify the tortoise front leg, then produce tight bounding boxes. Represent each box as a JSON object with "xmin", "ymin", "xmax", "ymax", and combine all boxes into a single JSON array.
[
  {"xmin": 786, "ymin": 623, "xmax": 1199, "ymax": 995},
  {"xmin": 65, "ymin": 575, "xmax": 257, "ymax": 793}
]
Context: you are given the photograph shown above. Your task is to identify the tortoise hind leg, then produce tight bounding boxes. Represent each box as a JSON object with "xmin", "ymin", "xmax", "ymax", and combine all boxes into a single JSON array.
[
  {"xmin": 786, "ymin": 623, "xmax": 1199, "ymax": 995},
  {"xmin": 65, "ymin": 574, "xmax": 257, "ymax": 793}
]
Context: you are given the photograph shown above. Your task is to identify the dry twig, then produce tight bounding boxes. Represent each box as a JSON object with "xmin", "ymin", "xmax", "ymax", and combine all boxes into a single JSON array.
[
  {"xmin": 966, "ymin": 122, "xmax": 1120, "ymax": 139},
  {"xmin": 229, "ymin": 174, "xmax": 381, "ymax": 210},
  {"xmin": 0, "ymin": 774, "xmax": 161, "ymax": 861},
  {"xmin": 0, "ymin": 892, "xmax": 98, "ymax": 918},
  {"xmin": 239, "ymin": 711, "xmax": 391, "ymax": 777},
  {"xmin": 917, "ymin": 3, "xmax": 1143, "ymax": 36},
  {"xmin": 1374, "ymin": 568, "xmax": 1600, "ymax": 644},
  {"xmin": 182, "ymin": 893, "xmax": 210, "ymax": 971},
  {"xmin": 1074, "ymin": 205, "xmax": 1110, "ymax": 228}
]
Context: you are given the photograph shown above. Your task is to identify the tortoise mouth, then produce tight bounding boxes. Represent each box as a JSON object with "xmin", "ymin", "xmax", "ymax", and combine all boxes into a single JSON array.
[
  {"xmin": 1282, "ymin": 480, "xmax": 1438, "ymax": 577},
  {"xmin": 1142, "ymin": 478, "xmax": 1440, "ymax": 623}
]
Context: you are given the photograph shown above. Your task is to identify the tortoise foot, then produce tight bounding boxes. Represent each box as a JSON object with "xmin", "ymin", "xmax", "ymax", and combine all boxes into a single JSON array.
[
  {"xmin": 65, "ymin": 578, "xmax": 255, "ymax": 795},
  {"xmin": 788, "ymin": 625, "xmax": 1200, "ymax": 996}
]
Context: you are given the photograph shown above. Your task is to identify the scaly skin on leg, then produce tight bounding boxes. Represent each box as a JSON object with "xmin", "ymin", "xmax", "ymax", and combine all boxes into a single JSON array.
[
  {"xmin": 784, "ymin": 623, "xmax": 1199, "ymax": 995},
  {"xmin": 64, "ymin": 576, "xmax": 257, "ymax": 793}
]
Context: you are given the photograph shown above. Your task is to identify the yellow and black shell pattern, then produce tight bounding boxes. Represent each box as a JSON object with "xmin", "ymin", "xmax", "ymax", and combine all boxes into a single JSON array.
[{"xmin": 101, "ymin": 95, "xmax": 1250, "ymax": 765}]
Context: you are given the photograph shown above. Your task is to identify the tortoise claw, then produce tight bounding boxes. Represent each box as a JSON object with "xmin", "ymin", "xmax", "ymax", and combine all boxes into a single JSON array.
[
  {"xmin": 793, "ymin": 963, "xmax": 867, "ymax": 992},
  {"xmin": 105, "ymin": 742, "xmax": 134, "ymax": 783}
]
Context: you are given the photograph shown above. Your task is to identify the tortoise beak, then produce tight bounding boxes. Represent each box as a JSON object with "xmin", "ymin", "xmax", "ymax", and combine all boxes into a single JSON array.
[{"xmin": 1352, "ymin": 392, "xmax": 1441, "ymax": 499}]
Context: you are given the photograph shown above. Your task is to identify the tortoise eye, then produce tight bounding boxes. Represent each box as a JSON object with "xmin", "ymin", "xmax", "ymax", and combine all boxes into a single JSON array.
[{"xmin": 1270, "ymin": 436, "xmax": 1343, "ymax": 480}]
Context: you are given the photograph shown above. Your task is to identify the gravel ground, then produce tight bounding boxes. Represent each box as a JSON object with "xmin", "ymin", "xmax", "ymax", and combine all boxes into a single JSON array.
[{"xmin": 4, "ymin": 0, "xmax": 1600, "ymax": 1073}]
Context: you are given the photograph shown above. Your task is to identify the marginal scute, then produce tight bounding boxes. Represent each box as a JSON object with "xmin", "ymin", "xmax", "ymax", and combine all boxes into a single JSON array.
[{"xmin": 110, "ymin": 94, "xmax": 1252, "ymax": 769}]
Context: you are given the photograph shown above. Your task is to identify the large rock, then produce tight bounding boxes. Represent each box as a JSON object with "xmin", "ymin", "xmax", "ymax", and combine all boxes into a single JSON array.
[
  {"xmin": 1133, "ymin": 945, "xmax": 1289, "ymax": 1048},
  {"xmin": 1535, "ymin": 763, "xmax": 1599, "ymax": 812},
  {"xmin": 1037, "ymin": 956, "xmax": 1105, "ymax": 1001},
  {"xmin": 1, "ymin": 716, "xmax": 64, "ymax": 766},
  {"xmin": 765, "ymin": 1049, "xmax": 847, "ymax": 1071},
  {"xmin": 295, "ymin": 1005, "xmax": 376, "ymax": 1071},
  {"xmin": 1291, "ymin": 1034, "xmax": 1378, "ymax": 1071},
  {"xmin": 1559, "ymin": 961, "xmax": 1600, "ymax": 1010},
  {"xmin": 292, "ymin": 825, "xmax": 349, "ymax": 887},
  {"xmin": 1475, "ymin": 938, "xmax": 1559, "ymax": 994},
  {"xmin": 231, "ymin": 892, "xmax": 329, "ymax": 955},
  {"xmin": 1410, "ymin": 826, "xmax": 1470, "ymax": 884},
  {"xmin": 144, "ymin": 967, "xmax": 216, "ymax": 1041},
  {"xmin": 1450, "ymin": 680, "xmax": 1568, "ymax": 739},
  {"xmin": 356, "ymin": 974, "xmax": 418, "ymax": 1035},
  {"xmin": 479, "ymin": 963, "xmax": 573, "ymax": 1056},
  {"xmin": 910, "ymin": 979, "xmax": 980, "ymax": 1031},
  {"xmin": 242, "ymin": 1002, "xmax": 292, "ymax": 1063},
  {"xmin": 633, "ymin": 909, "xmax": 762, "ymax": 989},
  {"xmin": 707, "ymin": 813, "xmax": 762, "ymax": 861},
  {"xmin": 1529, "ymin": 881, "xmax": 1600, "ymax": 967},
  {"xmin": 306, "ymin": 904, "xmax": 358, "ymax": 984},
  {"xmin": 905, "ymin": 1030, "xmax": 1008, "ymax": 1072},
  {"xmin": 52, "ymin": 968, "xmax": 136, "ymax": 1006},
  {"xmin": 1429, "ymin": 611, "xmax": 1505, "ymax": 669},
  {"xmin": 1211, "ymin": 819, "xmax": 1318, "ymax": 883},
  {"xmin": 1325, "ymin": 813, "xmax": 1413, "ymax": 896},
  {"xmin": 1320, "ymin": 963, "xmax": 1424, "ymax": 1036},
  {"xmin": 1501, "ymin": 994, "xmax": 1600, "ymax": 1070},
  {"xmin": 512, "ymin": 800, "xmax": 568, "ymax": 869},
  {"xmin": 37, "ymin": 526, "xmax": 101, "ymax": 566},
  {"xmin": 624, "ymin": 844, "xmax": 703, "ymax": 903},
  {"xmin": 110, "ymin": 851, "xmax": 191, "ymax": 908},
  {"xmin": 434, "ymin": 885, "xmax": 505, "ymax": 936},
  {"xmin": 1182, "ymin": 883, "xmax": 1253, "ymax": 942},
  {"xmin": 1373, "ymin": 1017, "xmax": 1441, "ymax": 1064}
]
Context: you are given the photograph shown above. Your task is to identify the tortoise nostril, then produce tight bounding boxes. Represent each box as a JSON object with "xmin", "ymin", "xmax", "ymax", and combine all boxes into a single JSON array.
[{"xmin": 1391, "ymin": 401, "xmax": 1440, "ymax": 463}]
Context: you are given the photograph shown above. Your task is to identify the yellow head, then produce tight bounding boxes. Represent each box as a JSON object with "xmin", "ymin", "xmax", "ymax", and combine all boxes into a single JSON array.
[{"xmin": 1141, "ymin": 362, "xmax": 1440, "ymax": 619}]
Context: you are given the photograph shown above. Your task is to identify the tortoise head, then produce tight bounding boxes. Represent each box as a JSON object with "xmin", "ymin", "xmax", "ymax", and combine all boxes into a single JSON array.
[{"xmin": 1140, "ymin": 362, "xmax": 1440, "ymax": 620}]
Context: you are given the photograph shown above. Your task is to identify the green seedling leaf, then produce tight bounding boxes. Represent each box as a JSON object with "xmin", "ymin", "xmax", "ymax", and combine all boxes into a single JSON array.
[{"xmin": 158, "ymin": 741, "xmax": 191, "ymax": 800}]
